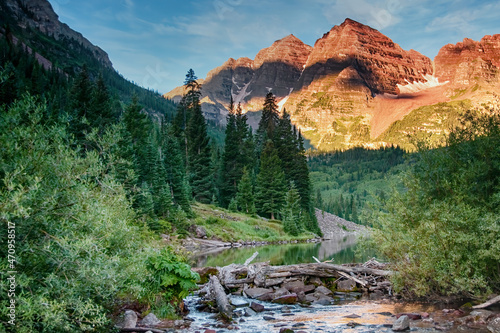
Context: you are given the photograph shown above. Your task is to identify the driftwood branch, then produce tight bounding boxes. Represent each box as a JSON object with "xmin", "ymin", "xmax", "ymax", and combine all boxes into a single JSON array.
[
  {"xmin": 473, "ymin": 295, "xmax": 500, "ymax": 309},
  {"xmin": 244, "ymin": 251, "xmax": 259, "ymax": 266},
  {"xmin": 208, "ymin": 275, "xmax": 233, "ymax": 319},
  {"xmin": 338, "ymin": 271, "xmax": 368, "ymax": 287}
]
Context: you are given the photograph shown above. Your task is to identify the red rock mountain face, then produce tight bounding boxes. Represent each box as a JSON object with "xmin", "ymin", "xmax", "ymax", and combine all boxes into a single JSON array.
[
  {"xmin": 165, "ymin": 19, "xmax": 432, "ymax": 118},
  {"xmin": 296, "ymin": 18, "xmax": 432, "ymax": 95},
  {"xmin": 435, "ymin": 35, "xmax": 500, "ymax": 86},
  {"xmin": 164, "ymin": 18, "xmax": 500, "ymax": 150}
]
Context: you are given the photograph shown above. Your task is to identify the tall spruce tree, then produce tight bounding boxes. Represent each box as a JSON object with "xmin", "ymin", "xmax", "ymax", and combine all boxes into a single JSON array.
[
  {"xmin": 281, "ymin": 182, "xmax": 304, "ymax": 236},
  {"xmin": 256, "ymin": 92, "xmax": 280, "ymax": 153},
  {"xmin": 255, "ymin": 140, "xmax": 286, "ymax": 219},
  {"xmin": 236, "ymin": 166, "xmax": 256, "ymax": 215},
  {"xmin": 69, "ymin": 64, "xmax": 93, "ymax": 146},
  {"xmin": 182, "ymin": 69, "xmax": 213, "ymax": 203},
  {"xmin": 161, "ymin": 123, "xmax": 192, "ymax": 214},
  {"xmin": 219, "ymin": 98, "xmax": 239, "ymax": 206},
  {"xmin": 90, "ymin": 73, "xmax": 116, "ymax": 133}
]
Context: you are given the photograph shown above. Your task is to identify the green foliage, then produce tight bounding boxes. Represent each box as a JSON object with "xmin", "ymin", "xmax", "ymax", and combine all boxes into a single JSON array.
[
  {"xmin": 309, "ymin": 146, "xmax": 406, "ymax": 225},
  {"xmin": 0, "ymin": 95, "xmax": 156, "ymax": 332},
  {"xmin": 255, "ymin": 141, "xmax": 287, "ymax": 220},
  {"xmin": 379, "ymin": 100, "xmax": 472, "ymax": 151},
  {"xmin": 236, "ymin": 167, "xmax": 256, "ymax": 215},
  {"xmin": 371, "ymin": 109, "xmax": 500, "ymax": 297},
  {"xmin": 145, "ymin": 248, "xmax": 199, "ymax": 305},
  {"xmin": 281, "ymin": 182, "xmax": 304, "ymax": 236}
]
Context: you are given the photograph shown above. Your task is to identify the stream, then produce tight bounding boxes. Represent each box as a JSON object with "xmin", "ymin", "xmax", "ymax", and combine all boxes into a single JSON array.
[{"xmin": 179, "ymin": 236, "xmax": 493, "ymax": 333}]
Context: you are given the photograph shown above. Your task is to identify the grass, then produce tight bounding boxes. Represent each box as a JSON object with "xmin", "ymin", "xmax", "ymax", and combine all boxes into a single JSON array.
[{"xmin": 191, "ymin": 203, "xmax": 315, "ymax": 242}]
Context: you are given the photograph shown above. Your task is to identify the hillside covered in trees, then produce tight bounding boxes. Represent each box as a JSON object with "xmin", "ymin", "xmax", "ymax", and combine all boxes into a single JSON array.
[{"xmin": 0, "ymin": 21, "xmax": 320, "ymax": 330}]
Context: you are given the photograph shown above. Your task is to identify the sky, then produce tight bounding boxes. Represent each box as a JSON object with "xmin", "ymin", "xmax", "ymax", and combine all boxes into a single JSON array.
[{"xmin": 47, "ymin": 0, "xmax": 500, "ymax": 93}]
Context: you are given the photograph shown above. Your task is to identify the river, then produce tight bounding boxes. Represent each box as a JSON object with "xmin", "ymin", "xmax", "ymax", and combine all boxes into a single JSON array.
[{"xmin": 181, "ymin": 236, "xmax": 491, "ymax": 333}]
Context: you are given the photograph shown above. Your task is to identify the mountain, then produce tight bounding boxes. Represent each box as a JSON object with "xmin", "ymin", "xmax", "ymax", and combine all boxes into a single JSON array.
[
  {"xmin": 1, "ymin": 0, "xmax": 176, "ymax": 119},
  {"xmin": 0, "ymin": 0, "xmax": 112, "ymax": 69},
  {"xmin": 164, "ymin": 19, "xmax": 500, "ymax": 151}
]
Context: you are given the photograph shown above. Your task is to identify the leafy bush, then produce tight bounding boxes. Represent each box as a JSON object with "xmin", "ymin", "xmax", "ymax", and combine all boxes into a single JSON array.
[
  {"xmin": 0, "ymin": 95, "xmax": 192, "ymax": 332},
  {"xmin": 144, "ymin": 248, "xmax": 199, "ymax": 315},
  {"xmin": 371, "ymin": 109, "xmax": 500, "ymax": 297}
]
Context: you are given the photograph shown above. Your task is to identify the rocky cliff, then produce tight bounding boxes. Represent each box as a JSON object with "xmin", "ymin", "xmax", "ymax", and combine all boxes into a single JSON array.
[
  {"xmin": 0, "ymin": 0, "xmax": 113, "ymax": 69},
  {"xmin": 435, "ymin": 35, "xmax": 500, "ymax": 87}
]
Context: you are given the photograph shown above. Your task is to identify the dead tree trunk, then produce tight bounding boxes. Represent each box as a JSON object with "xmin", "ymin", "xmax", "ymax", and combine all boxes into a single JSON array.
[{"xmin": 208, "ymin": 275, "xmax": 233, "ymax": 319}]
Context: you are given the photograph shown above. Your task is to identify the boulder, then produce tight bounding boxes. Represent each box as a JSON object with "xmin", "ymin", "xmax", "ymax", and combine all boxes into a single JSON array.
[
  {"xmin": 392, "ymin": 315, "xmax": 410, "ymax": 331},
  {"xmin": 314, "ymin": 285, "xmax": 333, "ymax": 296},
  {"xmin": 230, "ymin": 298, "xmax": 249, "ymax": 308},
  {"xmin": 272, "ymin": 293, "xmax": 298, "ymax": 304},
  {"xmin": 122, "ymin": 310, "xmax": 137, "ymax": 328},
  {"xmin": 245, "ymin": 287, "xmax": 273, "ymax": 299},
  {"xmin": 273, "ymin": 287, "xmax": 291, "ymax": 298},
  {"xmin": 283, "ymin": 281, "xmax": 305, "ymax": 293},
  {"xmin": 244, "ymin": 307, "xmax": 257, "ymax": 317},
  {"xmin": 140, "ymin": 312, "xmax": 160, "ymax": 327},
  {"xmin": 250, "ymin": 302, "xmax": 265, "ymax": 313},
  {"xmin": 337, "ymin": 279, "xmax": 357, "ymax": 291}
]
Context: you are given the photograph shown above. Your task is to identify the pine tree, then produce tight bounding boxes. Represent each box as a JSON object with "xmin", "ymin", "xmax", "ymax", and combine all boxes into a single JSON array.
[
  {"xmin": 235, "ymin": 102, "xmax": 255, "ymax": 170},
  {"xmin": 69, "ymin": 64, "xmax": 93, "ymax": 145},
  {"xmin": 219, "ymin": 98, "xmax": 242, "ymax": 206},
  {"xmin": 236, "ymin": 166, "xmax": 256, "ymax": 215},
  {"xmin": 183, "ymin": 69, "xmax": 213, "ymax": 203},
  {"xmin": 255, "ymin": 140, "xmax": 286, "ymax": 220},
  {"xmin": 90, "ymin": 73, "xmax": 116, "ymax": 133},
  {"xmin": 274, "ymin": 108, "xmax": 298, "ymax": 180},
  {"xmin": 161, "ymin": 124, "xmax": 192, "ymax": 214},
  {"xmin": 281, "ymin": 182, "xmax": 303, "ymax": 236},
  {"xmin": 256, "ymin": 92, "xmax": 280, "ymax": 153}
]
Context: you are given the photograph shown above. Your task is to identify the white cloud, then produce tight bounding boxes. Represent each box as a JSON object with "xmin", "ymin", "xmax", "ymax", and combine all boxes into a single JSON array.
[{"xmin": 321, "ymin": 0, "xmax": 402, "ymax": 30}]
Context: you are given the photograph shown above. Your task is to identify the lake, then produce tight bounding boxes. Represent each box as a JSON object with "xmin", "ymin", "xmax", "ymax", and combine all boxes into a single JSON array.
[{"xmin": 189, "ymin": 233, "xmax": 374, "ymax": 267}]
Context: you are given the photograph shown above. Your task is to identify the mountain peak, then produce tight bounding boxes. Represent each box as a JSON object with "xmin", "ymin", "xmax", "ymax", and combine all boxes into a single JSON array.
[{"xmin": 254, "ymin": 34, "xmax": 312, "ymax": 70}]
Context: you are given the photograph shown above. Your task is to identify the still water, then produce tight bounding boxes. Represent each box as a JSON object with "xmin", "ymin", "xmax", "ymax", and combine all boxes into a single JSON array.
[{"xmin": 189, "ymin": 234, "xmax": 374, "ymax": 268}]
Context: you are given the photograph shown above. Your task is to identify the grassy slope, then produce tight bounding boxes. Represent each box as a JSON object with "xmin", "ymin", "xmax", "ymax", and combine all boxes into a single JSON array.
[{"xmin": 190, "ymin": 203, "xmax": 317, "ymax": 242}]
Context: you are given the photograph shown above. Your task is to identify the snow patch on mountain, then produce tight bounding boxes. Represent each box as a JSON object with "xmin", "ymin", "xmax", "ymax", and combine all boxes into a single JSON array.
[{"xmin": 397, "ymin": 74, "xmax": 448, "ymax": 94}]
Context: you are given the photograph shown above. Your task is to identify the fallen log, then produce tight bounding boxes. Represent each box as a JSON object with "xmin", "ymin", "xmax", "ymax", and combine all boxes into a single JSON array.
[
  {"xmin": 473, "ymin": 295, "xmax": 500, "ymax": 309},
  {"xmin": 208, "ymin": 275, "xmax": 233, "ymax": 319},
  {"xmin": 338, "ymin": 271, "xmax": 368, "ymax": 287}
]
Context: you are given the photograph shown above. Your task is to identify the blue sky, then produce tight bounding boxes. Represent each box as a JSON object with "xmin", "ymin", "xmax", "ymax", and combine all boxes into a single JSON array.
[{"xmin": 48, "ymin": 0, "xmax": 499, "ymax": 93}]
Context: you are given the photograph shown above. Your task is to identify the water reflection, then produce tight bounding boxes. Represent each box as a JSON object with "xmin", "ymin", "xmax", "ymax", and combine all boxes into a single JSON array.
[{"xmin": 189, "ymin": 234, "xmax": 374, "ymax": 267}]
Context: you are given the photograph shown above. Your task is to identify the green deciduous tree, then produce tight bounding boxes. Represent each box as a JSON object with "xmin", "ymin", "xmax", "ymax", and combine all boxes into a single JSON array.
[{"xmin": 371, "ymin": 109, "xmax": 500, "ymax": 297}]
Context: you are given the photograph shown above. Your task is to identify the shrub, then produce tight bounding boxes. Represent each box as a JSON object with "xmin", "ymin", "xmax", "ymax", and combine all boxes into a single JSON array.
[{"xmin": 371, "ymin": 109, "xmax": 500, "ymax": 297}]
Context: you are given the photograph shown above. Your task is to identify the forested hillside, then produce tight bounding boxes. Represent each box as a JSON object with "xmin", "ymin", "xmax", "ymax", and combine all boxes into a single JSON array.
[
  {"xmin": 308, "ymin": 147, "xmax": 407, "ymax": 225},
  {"xmin": 0, "ymin": 15, "xmax": 321, "ymax": 329}
]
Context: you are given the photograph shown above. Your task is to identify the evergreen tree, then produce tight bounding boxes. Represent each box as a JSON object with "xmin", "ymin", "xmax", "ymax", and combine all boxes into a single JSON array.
[
  {"xmin": 256, "ymin": 92, "xmax": 280, "ymax": 152},
  {"xmin": 219, "ymin": 98, "xmax": 241, "ymax": 206},
  {"xmin": 69, "ymin": 64, "xmax": 93, "ymax": 145},
  {"xmin": 255, "ymin": 140, "xmax": 286, "ymax": 219},
  {"xmin": 161, "ymin": 124, "xmax": 192, "ymax": 214},
  {"xmin": 90, "ymin": 73, "xmax": 116, "ymax": 133},
  {"xmin": 274, "ymin": 109, "xmax": 298, "ymax": 180},
  {"xmin": 235, "ymin": 102, "xmax": 255, "ymax": 170},
  {"xmin": 281, "ymin": 182, "xmax": 303, "ymax": 236},
  {"xmin": 236, "ymin": 166, "xmax": 256, "ymax": 215},
  {"xmin": 182, "ymin": 69, "xmax": 213, "ymax": 203}
]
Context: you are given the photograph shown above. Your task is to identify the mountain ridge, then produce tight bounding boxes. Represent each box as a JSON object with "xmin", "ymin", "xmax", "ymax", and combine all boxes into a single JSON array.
[{"xmin": 164, "ymin": 18, "xmax": 500, "ymax": 150}]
